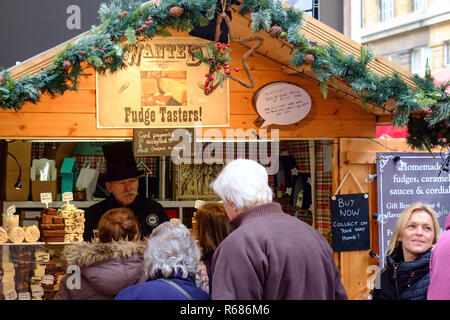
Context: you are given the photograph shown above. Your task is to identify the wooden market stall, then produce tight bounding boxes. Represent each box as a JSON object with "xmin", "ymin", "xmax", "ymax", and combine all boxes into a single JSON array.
[{"xmin": 0, "ymin": 6, "xmax": 421, "ymax": 299}]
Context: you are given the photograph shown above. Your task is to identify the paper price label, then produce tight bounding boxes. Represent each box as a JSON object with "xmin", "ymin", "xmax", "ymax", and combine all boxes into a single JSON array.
[
  {"xmin": 62, "ymin": 192, "xmax": 73, "ymax": 202},
  {"xmin": 18, "ymin": 292, "xmax": 31, "ymax": 300},
  {"xmin": 40, "ymin": 193, "xmax": 53, "ymax": 208},
  {"xmin": 31, "ymin": 286, "xmax": 44, "ymax": 297},
  {"xmin": 4, "ymin": 290, "xmax": 17, "ymax": 300},
  {"xmin": 41, "ymin": 274, "xmax": 55, "ymax": 285},
  {"xmin": 6, "ymin": 205, "xmax": 16, "ymax": 216}
]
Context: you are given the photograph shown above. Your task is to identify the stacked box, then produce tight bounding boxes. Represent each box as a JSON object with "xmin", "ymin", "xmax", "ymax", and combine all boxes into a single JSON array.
[
  {"xmin": 1, "ymin": 262, "xmax": 16, "ymax": 300},
  {"xmin": 58, "ymin": 204, "xmax": 85, "ymax": 242},
  {"xmin": 39, "ymin": 208, "xmax": 65, "ymax": 242},
  {"xmin": 42, "ymin": 263, "xmax": 64, "ymax": 300}
]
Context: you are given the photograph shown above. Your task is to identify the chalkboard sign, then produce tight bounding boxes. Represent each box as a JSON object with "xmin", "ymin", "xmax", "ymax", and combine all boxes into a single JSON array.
[
  {"xmin": 331, "ymin": 193, "xmax": 370, "ymax": 252},
  {"xmin": 133, "ymin": 128, "xmax": 193, "ymax": 157},
  {"xmin": 377, "ymin": 152, "xmax": 450, "ymax": 267}
]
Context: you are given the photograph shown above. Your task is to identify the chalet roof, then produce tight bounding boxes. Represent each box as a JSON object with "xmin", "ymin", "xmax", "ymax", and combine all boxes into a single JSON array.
[{"xmin": 7, "ymin": 4, "xmax": 412, "ymax": 119}]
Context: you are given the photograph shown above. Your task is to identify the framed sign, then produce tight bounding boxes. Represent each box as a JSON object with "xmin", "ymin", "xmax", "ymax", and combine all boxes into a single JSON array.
[
  {"xmin": 96, "ymin": 37, "xmax": 230, "ymax": 128},
  {"xmin": 173, "ymin": 163, "xmax": 223, "ymax": 200},
  {"xmin": 253, "ymin": 82, "xmax": 311, "ymax": 127},
  {"xmin": 377, "ymin": 152, "xmax": 450, "ymax": 267}
]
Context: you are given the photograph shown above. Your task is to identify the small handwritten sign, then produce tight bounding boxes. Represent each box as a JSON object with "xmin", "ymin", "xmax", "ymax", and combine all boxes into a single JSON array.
[
  {"xmin": 253, "ymin": 82, "xmax": 311, "ymax": 127},
  {"xmin": 6, "ymin": 205, "xmax": 16, "ymax": 216},
  {"xmin": 41, "ymin": 274, "xmax": 55, "ymax": 285},
  {"xmin": 18, "ymin": 292, "xmax": 31, "ymax": 300},
  {"xmin": 40, "ymin": 193, "xmax": 53, "ymax": 208},
  {"xmin": 31, "ymin": 285, "xmax": 44, "ymax": 297},
  {"xmin": 133, "ymin": 128, "xmax": 194, "ymax": 157},
  {"xmin": 62, "ymin": 192, "xmax": 73, "ymax": 203},
  {"xmin": 4, "ymin": 290, "xmax": 17, "ymax": 300},
  {"xmin": 331, "ymin": 193, "xmax": 370, "ymax": 252}
]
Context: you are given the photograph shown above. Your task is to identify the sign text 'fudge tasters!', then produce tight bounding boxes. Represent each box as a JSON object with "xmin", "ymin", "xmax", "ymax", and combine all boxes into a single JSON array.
[{"xmin": 96, "ymin": 37, "xmax": 230, "ymax": 128}]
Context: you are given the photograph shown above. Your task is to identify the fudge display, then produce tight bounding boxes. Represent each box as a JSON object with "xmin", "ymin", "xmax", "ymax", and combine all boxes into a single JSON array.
[{"xmin": 57, "ymin": 203, "xmax": 85, "ymax": 243}]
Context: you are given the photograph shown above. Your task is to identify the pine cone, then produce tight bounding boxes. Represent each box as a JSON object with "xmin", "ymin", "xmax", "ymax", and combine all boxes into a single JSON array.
[
  {"xmin": 207, "ymin": 57, "xmax": 217, "ymax": 66},
  {"xmin": 169, "ymin": 6, "xmax": 184, "ymax": 17},
  {"xmin": 269, "ymin": 25, "xmax": 283, "ymax": 38},
  {"xmin": 119, "ymin": 11, "xmax": 128, "ymax": 19},
  {"xmin": 62, "ymin": 60, "xmax": 72, "ymax": 70},
  {"xmin": 304, "ymin": 54, "xmax": 315, "ymax": 64}
]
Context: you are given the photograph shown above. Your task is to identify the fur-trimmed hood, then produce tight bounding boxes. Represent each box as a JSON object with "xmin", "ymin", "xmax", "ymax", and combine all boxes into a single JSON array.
[
  {"xmin": 61, "ymin": 241, "xmax": 146, "ymax": 298},
  {"xmin": 63, "ymin": 240, "xmax": 146, "ymax": 267}
]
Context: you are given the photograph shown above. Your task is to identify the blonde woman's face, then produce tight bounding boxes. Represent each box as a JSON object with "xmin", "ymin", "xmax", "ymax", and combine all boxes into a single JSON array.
[{"xmin": 400, "ymin": 210, "xmax": 435, "ymax": 262}]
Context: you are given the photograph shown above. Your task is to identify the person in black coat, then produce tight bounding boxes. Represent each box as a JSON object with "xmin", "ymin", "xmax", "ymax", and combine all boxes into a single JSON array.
[
  {"xmin": 83, "ymin": 142, "xmax": 169, "ymax": 241},
  {"xmin": 372, "ymin": 202, "xmax": 441, "ymax": 300}
]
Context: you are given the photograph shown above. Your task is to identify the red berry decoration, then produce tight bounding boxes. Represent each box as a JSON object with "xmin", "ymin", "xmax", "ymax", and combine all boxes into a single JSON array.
[{"xmin": 234, "ymin": 67, "xmax": 239, "ymax": 72}]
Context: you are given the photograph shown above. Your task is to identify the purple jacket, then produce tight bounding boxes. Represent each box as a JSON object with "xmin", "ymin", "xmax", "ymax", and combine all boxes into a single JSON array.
[
  {"xmin": 427, "ymin": 214, "xmax": 450, "ymax": 300},
  {"xmin": 54, "ymin": 240, "xmax": 145, "ymax": 300},
  {"xmin": 211, "ymin": 202, "xmax": 348, "ymax": 300}
]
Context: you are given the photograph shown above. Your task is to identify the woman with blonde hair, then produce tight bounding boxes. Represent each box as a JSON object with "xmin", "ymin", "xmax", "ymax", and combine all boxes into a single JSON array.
[{"xmin": 372, "ymin": 202, "xmax": 441, "ymax": 300}]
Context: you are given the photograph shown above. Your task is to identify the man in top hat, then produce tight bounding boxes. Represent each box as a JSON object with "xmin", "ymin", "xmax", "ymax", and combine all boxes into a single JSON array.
[{"xmin": 83, "ymin": 141, "xmax": 169, "ymax": 241}]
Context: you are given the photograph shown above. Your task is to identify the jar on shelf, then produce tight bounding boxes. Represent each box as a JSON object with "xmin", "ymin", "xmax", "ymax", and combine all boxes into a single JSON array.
[{"xmin": 73, "ymin": 188, "xmax": 87, "ymax": 201}]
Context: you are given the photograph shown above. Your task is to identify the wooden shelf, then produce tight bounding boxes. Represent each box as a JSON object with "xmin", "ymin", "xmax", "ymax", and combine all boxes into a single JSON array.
[{"xmin": 0, "ymin": 242, "xmax": 79, "ymax": 246}]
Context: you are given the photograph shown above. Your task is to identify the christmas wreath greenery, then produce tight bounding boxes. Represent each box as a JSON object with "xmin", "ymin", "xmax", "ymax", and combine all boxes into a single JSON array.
[{"xmin": 0, "ymin": 0, "xmax": 448, "ymax": 151}]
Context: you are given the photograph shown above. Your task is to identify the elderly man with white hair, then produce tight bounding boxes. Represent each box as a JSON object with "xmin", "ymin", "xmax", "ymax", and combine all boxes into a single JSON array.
[{"xmin": 210, "ymin": 159, "xmax": 348, "ymax": 300}]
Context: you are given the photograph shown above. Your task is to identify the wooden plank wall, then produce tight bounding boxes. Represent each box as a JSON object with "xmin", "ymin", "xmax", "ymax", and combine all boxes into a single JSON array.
[
  {"xmin": 0, "ymin": 42, "xmax": 376, "ymax": 140},
  {"xmin": 337, "ymin": 138, "xmax": 420, "ymax": 299}
]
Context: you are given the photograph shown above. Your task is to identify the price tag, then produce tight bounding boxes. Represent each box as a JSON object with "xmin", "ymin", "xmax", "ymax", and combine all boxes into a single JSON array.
[
  {"xmin": 4, "ymin": 290, "xmax": 17, "ymax": 300},
  {"xmin": 40, "ymin": 193, "xmax": 53, "ymax": 208},
  {"xmin": 41, "ymin": 274, "xmax": 55, "ymax": 285},
  {"xmin": 62, "ymin": 192, "xmax": 73, "ymax": 203},
  {"xmin": 6, "ymin": 205, "xmax": 16, "ymax": 216},
  {"xmin": 31, "ymin": 286, "xmax": 44, "ymax": 297},
  {"xmin": 18, "ymin": 292, "xmax": 31, "ymax": 300}
]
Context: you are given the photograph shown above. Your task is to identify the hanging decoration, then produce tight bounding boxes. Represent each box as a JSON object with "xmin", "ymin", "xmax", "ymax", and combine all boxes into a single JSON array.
[
  {"xmin": 0, "ymin": 0, "xmax": 448, "ymax": 151},
  {"xmin": 191, "ymin": 0, "xmax": 263, "ymax": 94}
]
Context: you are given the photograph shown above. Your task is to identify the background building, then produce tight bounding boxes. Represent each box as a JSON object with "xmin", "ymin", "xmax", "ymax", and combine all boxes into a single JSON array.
[{"xmin": 360, "ymin": 0, "xmax": 450, "ymax": 77}]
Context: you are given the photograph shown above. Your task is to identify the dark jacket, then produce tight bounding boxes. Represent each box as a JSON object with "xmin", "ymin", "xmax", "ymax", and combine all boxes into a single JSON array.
[
  {"xmin": 372, "ymin": 246, "xmax": 432, "ymax": 300},
  {"xmin": 202, "ymin": 252, "xmax": 213, "ymax": 294},
  {"xmin": 115, "ymin": 274, "xmax": 211, "ymax": 300},
  {"xmin": 211, "ymin": 202, "xmax": 348, "ymax": 300},
  {"xmin": 83, "ymin": 194, "xmax": 169, "ymax": 241},
  {"xmin": 54, "ymin": 240, "xmax": 146, "ymax": 300}
]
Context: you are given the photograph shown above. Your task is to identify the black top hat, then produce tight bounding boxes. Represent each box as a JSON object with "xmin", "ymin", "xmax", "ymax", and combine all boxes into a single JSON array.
[{"xmin": 102, "ymin": 142, "xmax": 144, "ymax": 182}]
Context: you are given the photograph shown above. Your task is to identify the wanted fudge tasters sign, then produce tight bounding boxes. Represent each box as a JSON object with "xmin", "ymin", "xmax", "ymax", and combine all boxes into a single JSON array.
[
  {"xmin": 96, "ymin": 37, "xmax": 230, "ymax": 128},
  {"xmin": 377, "ymin": 152, "xmax": 450, "ymax": 268}
]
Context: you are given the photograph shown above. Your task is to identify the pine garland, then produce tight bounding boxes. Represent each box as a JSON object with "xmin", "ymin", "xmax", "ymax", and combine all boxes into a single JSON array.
[{"xmin": 0, "ymin": 0, "xmax": 448, "ymax": 151}]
